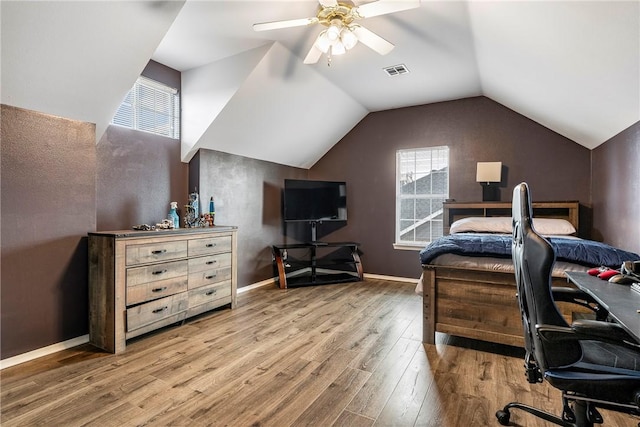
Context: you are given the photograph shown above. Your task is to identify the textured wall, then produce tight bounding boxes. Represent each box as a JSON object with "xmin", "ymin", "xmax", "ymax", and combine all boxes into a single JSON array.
[
  {"xmin": 591, "ymin": 122, "xmax": 640, "ymax": 254},
  {"xmin": 192, "ymin": 149, "xmax": 307, "ymax": 287},
  {"xmin": 96, "ymin": 125, "xmax": 188, "ymax": 230},
  {"xmin": 1, "ymin": 105, "xmax": 96, "ymax": 359},
  {"xmin": 310, "ymin": 97, "xmax": 592, "ymax": 279}
]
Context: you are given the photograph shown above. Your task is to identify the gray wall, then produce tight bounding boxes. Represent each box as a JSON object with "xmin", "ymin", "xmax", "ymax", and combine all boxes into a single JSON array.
[
  {"xmin": 592, "ymin": 122, "xmax": 640, "ymax": 254},
  {"xmin": 96, "ymin": 125, "xmax": 188, "ymax": 231},
  {"xmin": 309, "ymin": 97, "xmax": 592, "ymax": 279},
  {"xmin": 191, "ymin": 149, "xmax": 307, "ymax": 287}
]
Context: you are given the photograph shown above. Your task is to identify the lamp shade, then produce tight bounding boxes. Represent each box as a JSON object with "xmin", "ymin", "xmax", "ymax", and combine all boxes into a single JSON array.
[{"xmin": 476, "ymin": 162, "xmax": 502, "ymax": 183}]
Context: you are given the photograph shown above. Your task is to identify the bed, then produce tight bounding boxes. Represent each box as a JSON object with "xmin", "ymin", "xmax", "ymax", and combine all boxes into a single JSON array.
[{"xmin": 419, "ymin": 201, "xmax": 640, "ymax": 347}]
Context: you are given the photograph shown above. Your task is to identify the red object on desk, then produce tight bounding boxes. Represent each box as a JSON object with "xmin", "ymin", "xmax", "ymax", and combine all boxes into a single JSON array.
[{"xmin": 597, "ymin": 269, "xmax": 620, "ymax": 280}]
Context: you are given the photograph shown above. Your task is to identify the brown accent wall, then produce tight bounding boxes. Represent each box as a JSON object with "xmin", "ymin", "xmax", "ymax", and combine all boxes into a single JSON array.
[
  {"xmin": 309, "ymin": 97, "xmax": 591, "ymax": 279},
  {"xmin": 191, "ymin": 149, "xmax": 307, "ymax": 287},
  {"xmin": 96, "ymin": 125, "xmax": 188, "ymax": 230},
  {"xmin": 1, "ymin": 105, "xmax": 96, "ymax": 359},
  {"xmin": 591, "ymin": 122, "xmax": 640, "ymax": 254}
]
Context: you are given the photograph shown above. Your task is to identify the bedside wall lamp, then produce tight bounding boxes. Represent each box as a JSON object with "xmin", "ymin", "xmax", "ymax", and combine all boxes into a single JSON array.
[{"xmin": 476, "ymin": 162, "xmax": 502, "ymax": 201}]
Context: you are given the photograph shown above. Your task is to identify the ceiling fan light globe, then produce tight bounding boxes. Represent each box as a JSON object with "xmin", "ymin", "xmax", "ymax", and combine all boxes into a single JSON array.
[
  {"xmin": 331, "ymin": 41, "xmax": 346, "ymax": 55},
  {"xmin": 341, "ymin": 29, "xmax": 358, "ymax": 50},
  {"xmin": 327, "ymin": 24, "xmax": 341, "ymax": 41},
  {"xmin": 315, "ymin": 31, "xmax": 331, "ymax": 53}
]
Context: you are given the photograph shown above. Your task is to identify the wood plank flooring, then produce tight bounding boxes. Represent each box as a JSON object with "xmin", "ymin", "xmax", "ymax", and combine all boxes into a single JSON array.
[{"xmin": 2, "ymin": 278, "xmax": 638, "ymax": 426}]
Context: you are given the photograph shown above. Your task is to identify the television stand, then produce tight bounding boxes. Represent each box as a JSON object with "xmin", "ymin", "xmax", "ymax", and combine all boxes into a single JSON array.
[{"xmin": 272, "ymin": 242, "xmax": 363, "ymax": 289}]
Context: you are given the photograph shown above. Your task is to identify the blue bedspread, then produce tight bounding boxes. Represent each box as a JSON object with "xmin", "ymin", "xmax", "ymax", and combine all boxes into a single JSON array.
[{"xmin": 419, "ymin": 233, "xmax": 640, "ymax": 268}]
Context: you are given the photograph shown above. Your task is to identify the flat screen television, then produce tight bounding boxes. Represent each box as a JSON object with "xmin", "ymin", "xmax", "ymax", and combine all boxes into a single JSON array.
[{"xmin": 283, "ymin": 179, "xmax": 347, "ymax": 222}]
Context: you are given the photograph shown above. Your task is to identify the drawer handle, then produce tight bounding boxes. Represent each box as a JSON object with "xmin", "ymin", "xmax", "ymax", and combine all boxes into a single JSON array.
[
  {"xmin": 152, "ymin": 269, "xmax": 168, "ymax": 275},
  {"xmin": 152, "ymin": 287, "xmax": 168, "ymax": 293},
  {"xmin": 151, "ymin": 249, "xmax": 167, "ymax": 255},
  {"xmin": 206, "ymin": 260, "xmax": 217, "ymax": 265},
  {"xmin": 206, "ymin": 243, "xmax": 216, "ymax": 248},
  {"xmin": 205, "ymin": 290, "xmax": 217, "ymax": 296},
  {"xmin": 152, "ymin": 306, "xmax": 168, "ymax": 314},
  {"xmin": 205, "ymin": 274, "xmax": 217, "ymax": 280}
]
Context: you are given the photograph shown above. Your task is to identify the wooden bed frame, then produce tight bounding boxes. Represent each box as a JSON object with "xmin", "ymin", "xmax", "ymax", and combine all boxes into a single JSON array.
[{"xmin": 422, "ymin": 201, "xmax": 581, "ymax": 347}]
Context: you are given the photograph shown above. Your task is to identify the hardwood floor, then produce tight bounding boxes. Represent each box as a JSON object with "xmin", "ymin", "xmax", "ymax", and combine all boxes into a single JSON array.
[{"xmin": 1, "ymin": 278, "xmax": 638, "ymax": 426}]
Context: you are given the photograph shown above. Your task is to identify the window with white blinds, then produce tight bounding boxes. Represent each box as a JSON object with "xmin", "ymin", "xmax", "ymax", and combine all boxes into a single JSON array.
[
  {"xmin": 111, "ymin": 76, "xmax": 180, "ymax": 139},
  {"xmin": 395, "ymin": 146, "xmax": 449, "ymax": 247}
]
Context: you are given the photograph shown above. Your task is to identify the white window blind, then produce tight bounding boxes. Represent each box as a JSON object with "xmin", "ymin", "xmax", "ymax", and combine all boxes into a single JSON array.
[
  {"xmin": 395, "ymin": 146, "xmax": 449, "ymax": 246},
  {"xmin": 111, "ymin": 76, "xmax": 180, "ymax": 139}
]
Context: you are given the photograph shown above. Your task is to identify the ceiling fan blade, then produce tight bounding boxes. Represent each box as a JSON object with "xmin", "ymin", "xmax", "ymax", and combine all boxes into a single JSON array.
[
  {"xmin": 318, "ymin": 0, "xmax": 338, "ymax": 7},
  {"xmin": 253, "ymin": 17, "xmax": 318, "ymax": 32},
  {"xmin": 354, "ymin": 0, "xmax": 420, "ymax": 19},
  {"xmin": 303, "ymin": 45, "xmax": 323, "ymax": 64},
  {"xmin": 352, "ymin": 25, "xmax": 394, "ymax": 55}
]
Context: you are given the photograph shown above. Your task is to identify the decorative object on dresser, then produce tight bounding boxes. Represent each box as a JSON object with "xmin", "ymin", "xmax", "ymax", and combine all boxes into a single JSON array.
[
  {"xmin": 184, "ymin": 189, "xmax": 200, "ymax": 228},
  {"xmin": 89, "ymin": 227, "xmax": 237, "ymax": 353}
]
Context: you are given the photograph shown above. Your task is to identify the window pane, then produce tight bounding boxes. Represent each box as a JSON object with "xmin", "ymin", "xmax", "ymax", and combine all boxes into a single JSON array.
[
  {"xmin": 415, "ymin": 198, "xmax": 431, "ymax": 219},
  {"xmin": 400, "ymin": 199, "xmax": 415, "ymax": 220}
]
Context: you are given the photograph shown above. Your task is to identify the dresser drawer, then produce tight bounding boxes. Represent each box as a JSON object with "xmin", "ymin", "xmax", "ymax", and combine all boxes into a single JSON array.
[
  {"xmin": 188, "ymin": 265, "xmax": 232, "ymax": 289},
  {"xmin": 188, "ymin": 235, "xmax": 232, "ymax": 257},
  {"xmin": 126, "ymin": 292, "xmax": 188, "ymax": 333},
  {"xmin": 188, "ymin": 252, "xmax": 232, "ymax": 273},
  {"xmin": 187, "ymin": 281, "xmax": 232, "ymax": 317},
  {"xmin": 126, "ymin": 240, "xmax": 188, "ymax": 266},
  {"xmin": 126, "ymin": 259, "xmax": 188, "ymax": 288},
  {"xmin": 126, "ymin": 277, "xmax": 187, "ymax": 306}
]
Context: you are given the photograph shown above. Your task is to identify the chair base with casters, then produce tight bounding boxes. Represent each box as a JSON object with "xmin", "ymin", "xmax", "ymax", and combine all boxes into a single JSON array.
[{"xmin": 497, "ymin": 393, "xmax": 640, "ymax": 426}]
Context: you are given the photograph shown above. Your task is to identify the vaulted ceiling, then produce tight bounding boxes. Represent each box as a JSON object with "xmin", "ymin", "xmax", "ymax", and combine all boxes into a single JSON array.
[{"xmin": 2, "ymin": 1, "xmax": 638, "ymax": 169}]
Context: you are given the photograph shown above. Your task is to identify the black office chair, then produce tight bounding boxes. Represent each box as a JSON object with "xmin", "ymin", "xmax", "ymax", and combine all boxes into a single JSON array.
[{"xmin": 496, "ymin": 183, "xmax": 640, "ymax": 427}]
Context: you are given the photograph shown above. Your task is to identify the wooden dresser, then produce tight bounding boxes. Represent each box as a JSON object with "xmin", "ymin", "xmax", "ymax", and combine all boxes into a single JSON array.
[{"xmin": 88, "ymin": 227, "xmax": 237, "ymax": 353}]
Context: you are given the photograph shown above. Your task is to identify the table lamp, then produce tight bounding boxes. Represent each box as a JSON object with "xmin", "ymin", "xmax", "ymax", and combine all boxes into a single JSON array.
[{"xmin": 476, "ymin": 162, "xmax": 502, "ymax": 201}]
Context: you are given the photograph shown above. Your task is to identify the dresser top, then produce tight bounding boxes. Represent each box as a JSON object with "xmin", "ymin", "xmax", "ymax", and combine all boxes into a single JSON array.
[{"xmin": 89, "ymin": 226, "xmax": 237, "ymax": 238}]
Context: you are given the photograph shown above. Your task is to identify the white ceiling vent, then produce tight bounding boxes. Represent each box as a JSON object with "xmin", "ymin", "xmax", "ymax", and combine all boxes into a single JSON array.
[{"xmin": 383, "ymin": 64, "xmax": 409, "ymax": 76}]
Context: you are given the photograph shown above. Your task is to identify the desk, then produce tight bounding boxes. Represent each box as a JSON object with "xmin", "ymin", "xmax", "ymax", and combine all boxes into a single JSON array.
[{"xmin": 565, "ymin": 271, "xmax": 640, "ymax": 342}]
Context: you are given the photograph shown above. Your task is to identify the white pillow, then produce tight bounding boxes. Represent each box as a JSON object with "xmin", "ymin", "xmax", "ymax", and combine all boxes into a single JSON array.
[
  {"xmin": 532, "ymin": 218, "xmax": 577, "ymax": 236},
  {"xmin": 449, "ymin": 216, "xmax": 576, "ymax": 236},
  {"xmin": 449, "ymin": 217, "xmax": 512, "ymax": 234}
]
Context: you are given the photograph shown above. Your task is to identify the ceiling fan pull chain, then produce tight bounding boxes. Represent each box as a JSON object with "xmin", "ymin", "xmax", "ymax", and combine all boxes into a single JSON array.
[{"xmin": 327, "ymin": 46, "xmax": 332, "ymax": 67}]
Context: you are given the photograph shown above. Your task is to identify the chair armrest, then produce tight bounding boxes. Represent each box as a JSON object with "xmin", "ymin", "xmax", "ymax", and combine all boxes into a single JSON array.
[
  {"xmin": 572, "ymin": 319, "xmax": 639, "ymax": 344},
  {"xmin": 551, "ymin": 287, "xmax": 608, "ymax": 320},
  {"xmin": 537, "ymin": 321, "xmax": 640, "ymax": 350}
]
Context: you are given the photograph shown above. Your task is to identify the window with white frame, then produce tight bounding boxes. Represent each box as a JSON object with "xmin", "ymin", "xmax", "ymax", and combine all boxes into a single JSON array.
[
  {"xmin": 395, "ymin": 146, "xmax": 449, "ymax": 247},
  {"xmin": 111, "ymin": 76, "xmax": 180, "ymax": 139}
]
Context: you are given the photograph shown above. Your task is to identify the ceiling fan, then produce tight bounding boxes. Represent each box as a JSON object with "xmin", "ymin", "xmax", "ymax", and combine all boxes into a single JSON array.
[{"xmin": 253, "ymin": 0, "xmax": 421, "ymax": 65}]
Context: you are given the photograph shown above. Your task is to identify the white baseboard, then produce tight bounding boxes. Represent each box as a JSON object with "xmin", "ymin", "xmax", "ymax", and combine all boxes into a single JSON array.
[
  {"xmin": 237, "ymin": 278, "xmax": 276, "ymax": 293},
  {"xmin": 0, "ymin": 334, "xmax": 90, "ymax": 370},
  {"xmin": 363, "ymin": 273, "xmax": 420, "ymax": 284},
  {"xmin": 1, "ymin": 274, "xmax": 416, "ymax": 369}
]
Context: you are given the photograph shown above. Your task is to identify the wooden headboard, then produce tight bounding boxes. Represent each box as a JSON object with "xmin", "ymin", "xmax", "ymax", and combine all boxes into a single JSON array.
[{"xmin": 442, "ymin": 201, "xmax": 580, "ymax": 236}]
